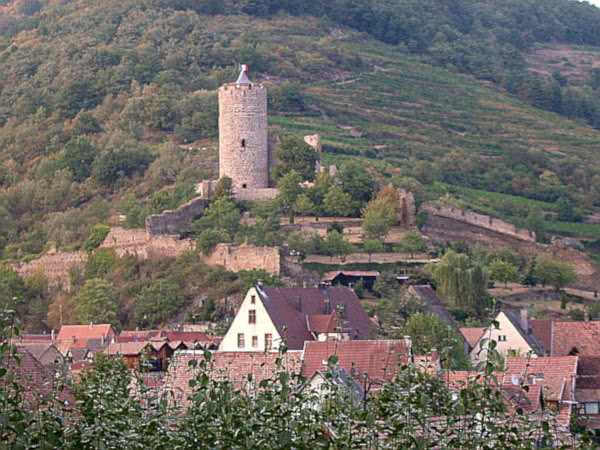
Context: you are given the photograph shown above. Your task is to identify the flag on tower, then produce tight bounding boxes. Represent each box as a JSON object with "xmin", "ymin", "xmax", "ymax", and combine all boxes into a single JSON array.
[{"xmin": 241, "ymin": 64, "xmax": 248, "ymax": 72}]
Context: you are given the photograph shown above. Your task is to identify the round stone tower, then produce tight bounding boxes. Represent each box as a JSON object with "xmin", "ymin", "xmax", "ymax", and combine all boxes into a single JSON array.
[{"xmin": 218, "ymin": 66, "xmax": 268, "ymax": 191}]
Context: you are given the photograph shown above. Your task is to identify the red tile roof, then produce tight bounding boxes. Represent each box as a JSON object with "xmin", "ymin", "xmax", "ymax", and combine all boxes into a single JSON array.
[
  {"xmin": 459, "ymin": 327, "xmax": 486, "ymax": 349},
  {"xmin": 257, "ymin": 286, "xmax": 372, "ymax": 350},
  {"xmin": 504, "ymin": 356, "xmax": 578, "ymax": 424},
  {"xmin": 163, "ymin": 350, "xmax": 303, "ymax": 407},
  {"xmin": 551, "ymin": 320, "xmax": 600, "ymax": 356},
  {"xmin": 56, "ymin": 324, "xmax": 115, "ymax": 341},
  {"xmin": 529, "ymin": 319, "xmax": 553, "ymax": 353},
  {"xmin": 306, "ymin": 313, "xmax": 342, "ymax": 334},
  {"xmin": 301, "ymin": 340, "xmax": 410, "ymax": 382}
]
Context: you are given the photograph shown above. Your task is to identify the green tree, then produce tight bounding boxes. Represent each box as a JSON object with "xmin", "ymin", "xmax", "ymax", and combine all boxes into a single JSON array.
[
  {"xmin": 276, "ymin": 170, "xmax": 303, "ymax": 210},
  {"xmin": 399, "ymin": 232, "xmax": 427, "ymax": 258},
  {"xmin": 361, "ymin": 198, "xmax": 395, "ymax": 241},
  {"xmin": 293, "ymin": 193, "xmax": 316, "ymax": 216},
  {"xmin": 211, "ymin": 176, "xmax": 234, "ymax": 202},
  {"xmin": 488, "ymin": 259, "xmax": 520, "ymax": 288},
  {"xmin": 401, "ymin": 312, "xmax": 470, "ymax": 369},
  {"xmin": 272, "ymin": 136, "xmax": 318, "ymax": 182},
  {"xmin": 534, "ymin": 257, "xmax": 578, "ymax": 291},
  {"xmin": 323, "ymin": 230, "xmax": 354, "ymax": 262},
  {"xmin": 193, "ymin": 197, "xmax": 241, "ymax": 240},
  {"xmin": 134, "ymin": 281, "xmax": 185, "ymax": 328},
  {"xmin": 72, "ymin": 112, "xmax": 103, "ymax": 135},
  {"xmin": 83, "ymin": 224, "xmax": 110, "ymax": 251},
  {"xmin": 322, "ymin": 185, "xmax": 354, "ymax": 217},
  {"xmin": 337, "ymin": 162, "xmax": 376, "ymax": 212},
  {"xmin": 363, "ymin": 239, "xmax": 384, "ymax": 262},
  {"xmin": 74, "ymin": 278, "xmax": 119, "ymax": 326},
  {"xmin": 196, "ymin": 229, "xmax": 226, "ymax": 255},
  {"xmin": 62, "ymin": 137, "xmax": 97, "ymax": 182},
  {"xmin": 427, "ymin": 250, "xmax": 488, "ymax": 310},
  {"xmin": 524, "ymin": 206, "xmax": 546, "ymax": 242},
  {"xmin": 522, "ymin": 256, "xmax": 537, "ymax": 287},
  {"xmin": 85, "ymin": 248, "xmax": 117, "ymax": 279},
  {"xmin": 0, "ymin": 267, "xmax": 26, "ymax": 312}
]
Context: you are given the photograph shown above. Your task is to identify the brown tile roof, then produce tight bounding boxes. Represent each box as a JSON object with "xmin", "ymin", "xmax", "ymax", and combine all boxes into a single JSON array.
[
  {"xmin": 57, "ymin": 324, "xmax": 115, "ymax": 341},
  {"xmin": 104, "ymin": 342, "xmax": 152, "ymax": 356},
  {"xmin": 459, "ymin": 327, "xmax": 486, "ymax": 349},
  {"xmin": 257, "ymin": 286, "xmax": 371, "ymax": 350},
  {"xmin": 1, "ymin": 347, "xmax": 69, "ymax": 407},
  {"xmin": 504, "ymin": 356, "xmax": 578, "ymax": 425},
  {"xmin": 529, "ymin": 319, "xmax": 553, "ymax": 353},
  {"xmin": 551, "ymin": 320, "xmax": 600, "ymax": 356},
  {"xmin": 301, "ymin": 340, "xmax": 410, "ymax": 382},
  {"xmin": 163, "ymin": 350, "xmax": 303, "ymax": 407},
  {"xmin": 14, "ymin": 343, "xmax": 58, "ymax": 364},
  {"xmin": 116, "ymin": 330, "xmax": 159, "ymax": 343},
  {"xmin": 153, "ymin": 330, "xmax": 215, "ymax": 342},
  {"xmin": 321, "ymin": 271, "xmax": 379, "ymax": 282}
]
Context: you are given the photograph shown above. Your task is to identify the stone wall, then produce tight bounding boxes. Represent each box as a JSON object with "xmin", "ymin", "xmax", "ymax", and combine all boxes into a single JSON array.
[
  {"xmin": 218, "ymin": 83, "xmax": 269, "ymax": 190},
  {"xmin": 422, "ymin": 204, "xmax": 536, "ymax": 244},
  {"xmin": 145, "ymin": 197, "xmax": 208, "ymax": 236},
  {"xmin": 13, "ymin": 250, "xmax": 87, "ymax": 290},
  {"xmin": 233, "ymin": 187, "xmax": 279, "ymax": 201},
  {"xmin": 100, "ymin": 227, "xmax": 195, "ymax": 259},
  {"xmin": 204, "ymin": 243, "xmax": 280, "ymax": 275}
]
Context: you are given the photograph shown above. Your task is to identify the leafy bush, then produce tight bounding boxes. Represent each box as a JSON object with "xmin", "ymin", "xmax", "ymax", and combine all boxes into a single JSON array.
[{"xmin": 83, "ymin": 224, "xmax": 110, "ymax": 251}]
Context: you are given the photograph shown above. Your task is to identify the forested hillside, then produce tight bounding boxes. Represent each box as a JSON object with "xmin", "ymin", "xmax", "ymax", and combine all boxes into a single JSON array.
[{"xmin": 2, "ymin": 0, "xmax": 600, "ymax": 329}]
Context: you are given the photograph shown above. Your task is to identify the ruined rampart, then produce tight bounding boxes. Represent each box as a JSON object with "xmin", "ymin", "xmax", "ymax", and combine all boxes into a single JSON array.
[
  {"xmin": 204, "ymin": 243, "xmax": 280, "ymax": 275},
  {"xmin": 234, "ymin": 188, "xmax": 279, "ymax": 202},
  {"xmin": 100, "ymin": 227, "xmax": 195, "ymax": 259},
  {"xmin": 145, "ymin": 197, "xmax": 208, "ymax": 236},
  {"xmin": 13, "ymin": 250, "xmax": 87, "ymax": 290},
  {"xmin": 421, "ymin": 204, "xmax": 536, "ymax": 245}
]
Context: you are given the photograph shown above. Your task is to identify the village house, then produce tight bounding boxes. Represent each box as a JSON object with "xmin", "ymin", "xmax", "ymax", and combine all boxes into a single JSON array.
[
  {"xmin": 219, "ymin": 284, "xmax": 372, "ymax": 352},
  {"xmin": 503, "ymin": 356, "xmax": 578, "ymax": 426},
  {"xmin": 301, "ymin": 339, "xmax": 413, "ymax": 387},
  {"xmin": 104, "ymin": 341, "xmax": 175, "ymax": 371},
  {"xmin": 320, "ymin": 270, "xmax": 380, "ymax": 291},
  {"xmin": 464, "ymin": 310, "xmax": 545, "ymax": 365}
]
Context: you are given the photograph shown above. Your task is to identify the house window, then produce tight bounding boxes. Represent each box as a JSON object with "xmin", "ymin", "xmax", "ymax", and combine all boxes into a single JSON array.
[
  {"xmin": 252, "ymin": 336, "xmax": 258, "ymax": 348},
  {"xmin": 497, "ymin": 335, "xmax": 507, "ymax": 342},
  {"xmin": 251, "ymin": 295, "xmax": 256, "ymax": 304},
  {"xmin": 249, "ymin": 310, "xmax": 256, "ymax": 324},
  {"xmin": 237, "ymin": 333, "xmax": 245, "ymax": 349},
  {"xmin": 241, "ymin": 139, "xmax": 246, "ymax": 147},
  {"xmin": 507, "ymin": 349, "xmax": 518, "ymax": 357},
  {"xmin": 585, "ymin": 402, "xmax": 599, "ymax": 414},
  {"xmin": 265, "ymin": 333, "xmax": 272, "ymax": 349}
]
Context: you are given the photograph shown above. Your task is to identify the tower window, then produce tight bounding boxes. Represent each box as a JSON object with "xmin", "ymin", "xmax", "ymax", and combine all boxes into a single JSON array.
[
  {"xmin": 242, "ymin": 183, "xmax": 247, "ymax": 189},
  {"xmin": 241, "ymin": 139, "xmax": 246, "ymax": 147}
]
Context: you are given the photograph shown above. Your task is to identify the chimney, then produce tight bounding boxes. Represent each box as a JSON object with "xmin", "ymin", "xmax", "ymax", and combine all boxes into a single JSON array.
[
  {"xmin": 520, "ymin": 309, "xmax": 528, "ymax": 333},
  {"xmin": 90, "ymin": 322, "xmax": 93, "ymax": 330},
  {"xmin": 297, "ymin": 296, "xmax": 302, "ymax": 312},
  {"xmin": 101, "ymin": 335, "xmax": 105, "ymax": 346},
  {"xmin": 51, "ymin": 329, "xmax": 55, "ymax": 341},
  {"xmin": 585, "ymin": 312, "xmax": 590, "ymax": 323},
  {"xmin": 324, "ymin": 297, "xmax": 331, "ymax": 315}
]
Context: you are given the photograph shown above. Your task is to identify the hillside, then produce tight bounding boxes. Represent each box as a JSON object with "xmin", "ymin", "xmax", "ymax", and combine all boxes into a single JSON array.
[{"xmin": 2, "ymin": 0, "xmax": 600, "ymax": 331}]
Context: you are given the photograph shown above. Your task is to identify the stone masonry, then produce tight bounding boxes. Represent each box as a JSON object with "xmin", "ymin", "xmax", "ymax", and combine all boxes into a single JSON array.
[
  {"xmin": 13, "ymin": 250, "xmax": 87, "ymax": 290},
  {"xmin": 218, "ymin": 75, "xmax": 269, "ymax": 191},
  {"xmin": 145, "ymin": 197, "xmax": 208, "ymax": 236},
  {"xmin": 204, "ymin": 243, "xmax": 280, "ymax": 275}
]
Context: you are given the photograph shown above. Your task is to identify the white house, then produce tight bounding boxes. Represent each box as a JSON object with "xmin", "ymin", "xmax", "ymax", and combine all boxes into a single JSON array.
[
  {"xmin": 219, "ymin": 284, "xmax": 372, "ymax": 352},
  {"xmin": 466, "ymin": 310, "xmax": 545, "ymax": 366}
]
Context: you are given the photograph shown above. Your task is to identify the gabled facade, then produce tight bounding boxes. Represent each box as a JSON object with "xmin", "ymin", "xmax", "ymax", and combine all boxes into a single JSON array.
[
  {"xmin": 468, "ymin": 310, "xmax": 545, "ymax": 365},
  {"xmin": 219, "ymin": 285, "xmax": 371, "ymax": 351}
]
